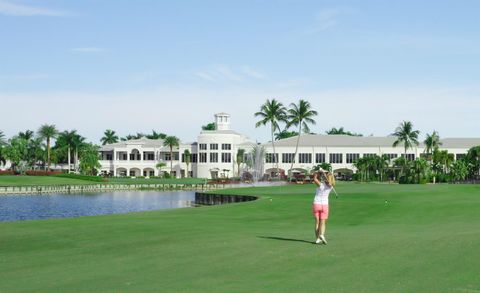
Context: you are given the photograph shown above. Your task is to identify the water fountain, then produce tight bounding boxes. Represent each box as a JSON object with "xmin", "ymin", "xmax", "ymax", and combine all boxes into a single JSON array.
[{"xmin": 243, "ymin": 144, "xmax": 265, "ymax": 185}]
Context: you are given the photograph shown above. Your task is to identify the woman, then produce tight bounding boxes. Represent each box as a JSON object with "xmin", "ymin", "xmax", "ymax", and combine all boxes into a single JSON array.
[{"xmin": 312, "ymin": 169, "xmax": 334, "ymax": 244}]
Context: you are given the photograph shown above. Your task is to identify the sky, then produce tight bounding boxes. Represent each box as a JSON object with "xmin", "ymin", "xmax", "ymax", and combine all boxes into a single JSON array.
[{"xmin": 1, "ymin": 0, "xmax": 479, "ymax": 144}]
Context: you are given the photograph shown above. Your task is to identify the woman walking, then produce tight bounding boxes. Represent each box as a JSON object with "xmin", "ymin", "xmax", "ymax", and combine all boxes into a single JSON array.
[{"xmin": 312, "ymin": 169, "xmax": 335, "ymax": 244}]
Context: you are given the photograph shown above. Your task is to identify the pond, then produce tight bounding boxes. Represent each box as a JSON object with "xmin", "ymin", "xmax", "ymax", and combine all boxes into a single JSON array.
[{"xmin": 0, "ymin": 191, "xmax": 195, "ymax": 222}]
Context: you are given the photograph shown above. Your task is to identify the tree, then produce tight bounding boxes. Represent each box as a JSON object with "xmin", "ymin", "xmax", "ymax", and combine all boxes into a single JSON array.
[
  {"xmin": 55, "ymin": 130, "xmax": 78, "ymax": 172},
  {"xmin": 236, "ymin": 148, "xmax": 245, "ymax": 177},
  {"xmin": 156, "ymin": 162, "xmax": 167, "ymax": 177},
  {"xmin": 101, "ymin": 129, "xmax": 119, "ymax": 145},
  {"xmin": 286, "ymin": 99, "xmax": 318, "ymax": 180},
  {"xmin": 412, "ymin": 158, "xmax": 430, "ymax": 183},
  {"xmin": 326, "ymin": 127, "xmax": 363, "ymax": 136},
  {"xmin": 183, "ymin": 149, "xmax": 191, "ymax": 178},
  {"xmin": 255, "ymin": 99, "xmax": 287, "ymax": 179},
  {"xmin": 18, "ymin": 130, "xmax": 35, "ymax": 141},
  {"xmin": 146, "ymin": 130, "xmax": 167, "ymax": 140},
  {"xmin": 466, "ymin": 146, "xmax": 480, "ymax": 178},
  {"xmin": 274, "ymin": 129, "xmax": 298, "ymax": 140},
  {"xmin": 424, "ymin": 131, "xmax": 441, "ymax": 183},
  {"xmin": 72, "ymin": 133, "xmax": 86, "ymax": 172},
  {"xmin": 392, "ymin": 121, "xmax": 420, "ymax": 175},
  {"xmin": 163, "ymin": 136, "xmax": 179, "ymax": 176},
  {"xmin": 202, "ymin": 123, "xmax": 216, "ymax": 131},
  {"xmin": 79, "ymin": 144, "xmax": 101, "ymax": 175},
  {"xmin": 3, "ymin": 137, "xmax": 28, "ymax": 172},
  {"xmin": 451, "ymin": 159, "xmax": 468, "ymax": 182},
  {"xmin": 0, "ymin": 130, "xmax": 6, "ymax": 146},
  {"xmin": 37, "ymin": 124, "xmax": 58, "ymax": 170}
]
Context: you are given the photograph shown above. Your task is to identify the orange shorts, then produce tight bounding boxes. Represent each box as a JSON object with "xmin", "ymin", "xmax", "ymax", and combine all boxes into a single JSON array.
[{"xmin": 312, "ymin": 204, "xmax": 329, "ymax": 220}]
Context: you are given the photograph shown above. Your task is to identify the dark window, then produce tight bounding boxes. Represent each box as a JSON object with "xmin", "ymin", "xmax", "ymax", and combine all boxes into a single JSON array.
[
  {"xmin": 221, "ymin": 153, "xmax": 231, "ymax": 163},
  {"xmin": 265, "ymin": 153, "xmax": 278, "ymax": 163},
  {"xmin": 329, "ymin": 153, "xmax": 343, "ymax": 164},
  {"xmin": 346, "ymin": 153, "xmax": 360, "ymax": 164},
  {"xmin": 210, "ymin": 153, "xmax": 218, "ymax": 163},
  {"xmin": 282, "ymin": 153, "xmax": 295, "ymax": 163},
  {"xmin": 298, "ymin": 153, "xmax": 312, "ymax": 164}
]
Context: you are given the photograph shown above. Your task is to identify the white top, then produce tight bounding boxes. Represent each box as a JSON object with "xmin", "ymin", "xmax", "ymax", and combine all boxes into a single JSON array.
[{"xmin": 313, "ymin": 183, "xmax": 332, "ymax": 205}]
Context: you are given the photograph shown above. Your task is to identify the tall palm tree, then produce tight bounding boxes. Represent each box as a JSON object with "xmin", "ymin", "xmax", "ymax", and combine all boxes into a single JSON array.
[
  {"xmin": 57, "ymin": 130, "xmax": 78, "ymax": 172},
  {"xmin": 183, "ymin": 149, "xmax": 191, "ymax": 178},
  {"xmin": 274, "ymin": 129, "xmax": 298, "ymax": 140},
  {"xmin": 101, "ymin": 129, "xmax": 119, "ymax": 145},
  {"xmin": 163, "ymin": 136, "xmax": 179, "ymax": 176},
  {"xmin": 37, "ymin": 124, "xmax": 58, "ymax": 170},
  {"xmin": 0, "ymin": 131, "xmax": 6, "ymax": 166},
  {"xmin": 146, "ymin": 130, "xmax": 167, "ymax": 140},
  {"xmin": 72, "ymin": 133, "xmax": 86, "ymax": 172},
  {"xmin": 424, "ymin": 131, "xmax": 441, "ymax": 183},
  {"xmin": 286, "ymin": 99, "xmax": 318, "ymax": 180},
  {"xmin": 0, "ymin": 130, "xmax": 6, "ymax": 146},
  {"xmin": 392, "ymin": 121, "xmax": 420, "ymax": 175},
  {"xmin": 255, "ymin": 99, "xmax": 287, "ymax": 179}
]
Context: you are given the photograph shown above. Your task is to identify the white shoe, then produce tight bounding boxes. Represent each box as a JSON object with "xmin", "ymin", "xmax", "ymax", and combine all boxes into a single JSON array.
[
  {"xmin": 315, "ymin": 238, "xmax": 321, "ymax": 244},
  {"xmin": 319, "ymin": 235, "xmax": 327, "ymax": 245}
]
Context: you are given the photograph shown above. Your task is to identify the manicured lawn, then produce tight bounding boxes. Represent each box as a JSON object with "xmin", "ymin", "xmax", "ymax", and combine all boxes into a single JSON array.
[
  {"xmin": 107, "ymin": 177, "xmax": 206, "ymax": 185},
  {"xmin": 1, "ymin": 183, "xmax": 479, "ymax": 292},
  {"xmin": 0, "ymin": 176, "xmax": 206, "ymax": 187},
  {"xmin": 0, "ymin": 175, "xmax": 97, "ymax": 186}
]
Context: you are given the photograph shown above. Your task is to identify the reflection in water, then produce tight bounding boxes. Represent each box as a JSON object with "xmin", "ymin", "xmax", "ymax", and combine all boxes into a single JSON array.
[{"xmin": 0, "ymin": 191, "xmax": 195, "ymax": 222}]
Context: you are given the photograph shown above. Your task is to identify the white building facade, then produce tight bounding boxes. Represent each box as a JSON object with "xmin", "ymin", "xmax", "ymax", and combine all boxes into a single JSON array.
[{"xmin": 98, "ymin": 113, "xmax": 480, "ymax": 179}]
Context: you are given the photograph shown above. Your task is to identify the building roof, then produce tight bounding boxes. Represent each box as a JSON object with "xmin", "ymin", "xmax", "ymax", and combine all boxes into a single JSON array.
[
  {"xmin": 199, "ymin": 129, "xmax": 242, "ymax": 135},
  {"xmin": 265, "ymin": 134, "xmax": 480, "ymax": 149},
  {"xmin": 100, "ymin": 138, "xmax": 166, "ymax": 151}
]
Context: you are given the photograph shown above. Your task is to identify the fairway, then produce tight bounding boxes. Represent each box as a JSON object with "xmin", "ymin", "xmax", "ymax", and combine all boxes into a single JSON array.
[
  {"xmin": 0, "ymin": 175, "xmax": 98, "ymax": 186},
  {"xmin": 1, "ymin": 183, "xmax": 479, "ymax": 292}
]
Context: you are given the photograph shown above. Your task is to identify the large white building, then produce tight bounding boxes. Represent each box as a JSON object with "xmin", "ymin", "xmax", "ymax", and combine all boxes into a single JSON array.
[
  {"xmin": 99, "ymin": 113, "xmax": 480, "ymax": 179},
  {"xmin": 99, "ymin": 113, "xmax": 256, "ymax": 178}
]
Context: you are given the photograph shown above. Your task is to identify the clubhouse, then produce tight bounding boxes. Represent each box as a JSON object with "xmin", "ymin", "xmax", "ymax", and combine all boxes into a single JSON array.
[{"xmin": 99, "ymin": 113, "xmax": 480, "ymax": 179}]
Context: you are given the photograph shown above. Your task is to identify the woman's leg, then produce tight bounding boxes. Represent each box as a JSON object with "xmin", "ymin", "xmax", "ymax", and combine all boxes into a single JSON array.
[
  {"xmin": 315, "ymin": 217, "xmax": 320, "ymax": 239},
  {"xmin": 320, "ymin": 219, "xmax": 327, "ymax": 236}
]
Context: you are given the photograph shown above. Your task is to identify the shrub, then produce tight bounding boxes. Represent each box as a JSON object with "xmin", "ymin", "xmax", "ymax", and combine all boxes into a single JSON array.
[
  {"xmin": 25, "ymin": 170, "xmax": 62, "ymax": 176},
  {"xmin": 0, "ymin": 170, "xmax": 15, "ymax": 175}
]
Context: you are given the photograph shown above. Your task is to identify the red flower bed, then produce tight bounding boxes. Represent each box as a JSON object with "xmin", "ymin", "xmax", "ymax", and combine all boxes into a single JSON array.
[
  {"xmin": 0, "ymin": 170, "xmax": 15, "ymax": 175},
  {"xmin": 25, "ymin": 170, "xmax": 63, "ymax": 176}
]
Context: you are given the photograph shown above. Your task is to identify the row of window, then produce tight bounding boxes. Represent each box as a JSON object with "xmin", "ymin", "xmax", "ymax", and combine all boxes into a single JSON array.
[
  {"xmin": 264, "ymin": 153, "xmax": 413, "ymax": 164},
  {"xmin": 198, "ymin": 143, "xmax": 231, "ymax": 150},
  {"xmin": 197, "ymin": 152, "xmax": 232, "ymax": 163}
]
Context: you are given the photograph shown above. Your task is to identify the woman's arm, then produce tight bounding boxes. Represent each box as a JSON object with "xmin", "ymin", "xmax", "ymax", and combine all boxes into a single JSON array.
[{"xmin": 313, "ymin": 172, "xmax": 321, "ymax": 187}]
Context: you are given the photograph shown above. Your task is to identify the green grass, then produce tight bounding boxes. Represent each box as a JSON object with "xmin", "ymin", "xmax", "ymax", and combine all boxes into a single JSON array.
[
  {"xmin": 107, "ymin": 177, "xmax": 206, "ymax": 185},
  {"xmin": 1, "ymin": 183, "xmax": 480, "ymax": 292},
  {"xmin": 0, "ymin": 176, "xmax": 206, "ymax": 187},
  {"xmin": 0, "ymin": 175, "xmax": 98, "ymax": 186}
]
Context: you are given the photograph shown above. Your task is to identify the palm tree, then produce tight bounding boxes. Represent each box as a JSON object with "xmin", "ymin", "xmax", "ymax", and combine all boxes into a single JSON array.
[
  {"xmin": 255, "ymin": 99, "xmax": 287, "ymax": 179},
  {"xmin": 37, "ymin": 124, "xmax": 58, "ymax": 170},
  {"xmin": 183, "ymin": 149, "xmax": 191, "ymax": 178},
  {"xmin": 155, "ymin": 162, "xmax": 167, "ymax": 177},
  {"xmin": 0, "ymin": 131, "xmax": 7, "ymax": 166},
  {"xmin": 101, "ymin": 129, "xmax": 119, "ymax": 145},
  {"xmin": 57, "ymin": 130, "xmax": 78, "ymax": 172},
  {"xmin": 163, "ymin": 136, "xmax": 179, "ymax": 176},
  {"xmin": 424, "ymin": 131, "xmax": 441, "ymax": 183},
  {"xmin": 236, "ymin": 148, "xmax": 245, "ymax": 177},
  {"xmin": 286, "ymin": 99, "xmax": 318, "ymax": 179},
  {"xmin": 274, "ymin": 129, "xmax": 298, "ymax": 140},
  {"xmin": 72, "ymin": 133, "xmax": 86, "ymax": 172},
  {"xmin": 202, "ymin": 123, "xmax": 216, "ymax": 131},
  {"xmin": 18, "ymin": 130, "xmax": 35, "ymax": 141},
  {"xmin": 0, "ymin": 130, "xmax": 6, "ymax": 146},
  {"xmin": 146, "ymin": 130, "xmax": 167, "ymax": 140},
  {"xmin": 466, "ymin": 146, "xmax": 480, "ymax": 178},
  {"xmin": 326, "ymin": 127, "xmax": 363, "ymax": 136},
  {"xmin": 392, "ymin": 121, "xmax": 420, "ymax": 175}
]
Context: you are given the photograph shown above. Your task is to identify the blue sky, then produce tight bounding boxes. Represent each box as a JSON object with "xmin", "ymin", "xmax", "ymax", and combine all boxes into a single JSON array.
[{"xmin": 1, "ymin": 0, "xmax": 479, "ymax": 143}]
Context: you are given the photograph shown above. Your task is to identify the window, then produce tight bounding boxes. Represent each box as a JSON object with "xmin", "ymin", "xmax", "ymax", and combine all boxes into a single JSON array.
[
  {"xmin": 191, "ymin": 154, "xmax": 198, "ymax": 163},
  {"xmin": 164, "ymin": 153, "xmax": 171, "ymax": 161},
  {"xmin": 144, "ymin": 153, "xmax": 154, "ymax": 161},
  {"xmin": 298, "ymin": 153, "xmax": 312, "ymax": 164},
  {"xmin": 329, "ymin": 153, "xmax": 343, "ymax": 164},
  {"xmin": 265, "ymin": 153, "xmax": 278, "ymax": 163},
  {"xmin": 385, "ymin": 154, "xmax": 398, "ymax": 160},
  {"xmin": 401, "ymin": 154, "xmax": 415, "ymax": 161},
  {"xmin": 221, "ymin": 143, "xmax": 232, "ymax": 150},
  {"xmin": 210, "ymin": 143, "xmax": 218, "ymax": 150},
  {"xmin": 106, "ymin": 154, "xmax": 112, "ymax": 160},
  {"xmin": 315, "ymin": 153, "xmax": 326, "ymax": 163},
  {"xmin": 221, "ymin": 153, "xmax": 231, "ymax": 163},
  {"xmin": 199, "ymin": 143, "xmax": 207, "ymax": 150},
  {"xmin": 282, "ymin": 153, "xmax": 295, "ymax": 163},
  {"xmin": 210, "ymin": 153, "xmax": 218, "ymax": 163},
  {"xmin": 199, "ymin": 153, "xmax": 207, "ymax": 163},
  {"xmin": 346, "ymin": 153, "xmax": 360, "ymax": 164},
  {"xmin": 363, "ymin": 153, "xmax": 376, "ymax": 158}
]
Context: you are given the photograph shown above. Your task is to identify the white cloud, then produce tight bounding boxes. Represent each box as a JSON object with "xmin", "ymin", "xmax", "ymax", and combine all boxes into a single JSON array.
[
  {"xmin": 302, "ymin": 8, "xmax": 351, "ymax": 34},
  {"xmin": 71, "ymin": 47, "xmax": 107, "ymax": 53},
  {"xmin": 194, "ymin": 64, "xmax": 266, "ymax": 82},
  {"xmin": 0, "ymin": 0, "xmax": 67, "ymax": 16}
]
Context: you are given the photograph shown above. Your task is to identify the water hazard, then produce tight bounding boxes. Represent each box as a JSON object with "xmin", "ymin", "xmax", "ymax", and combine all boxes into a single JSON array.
[{"xmin": 0, "ymin": 191, "xmax": 195, "ymax": 222}]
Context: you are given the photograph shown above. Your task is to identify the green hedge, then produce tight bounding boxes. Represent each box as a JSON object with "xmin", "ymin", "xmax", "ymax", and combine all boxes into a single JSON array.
[{"xmin": 52, "ymin": 173, "xmax": 106, "ymax": 182}]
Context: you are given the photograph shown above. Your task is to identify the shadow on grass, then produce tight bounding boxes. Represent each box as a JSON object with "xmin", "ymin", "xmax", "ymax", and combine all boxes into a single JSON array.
[{"xmin": 258, "ymin": 236, "xmax": 314, "ymax": 244}]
